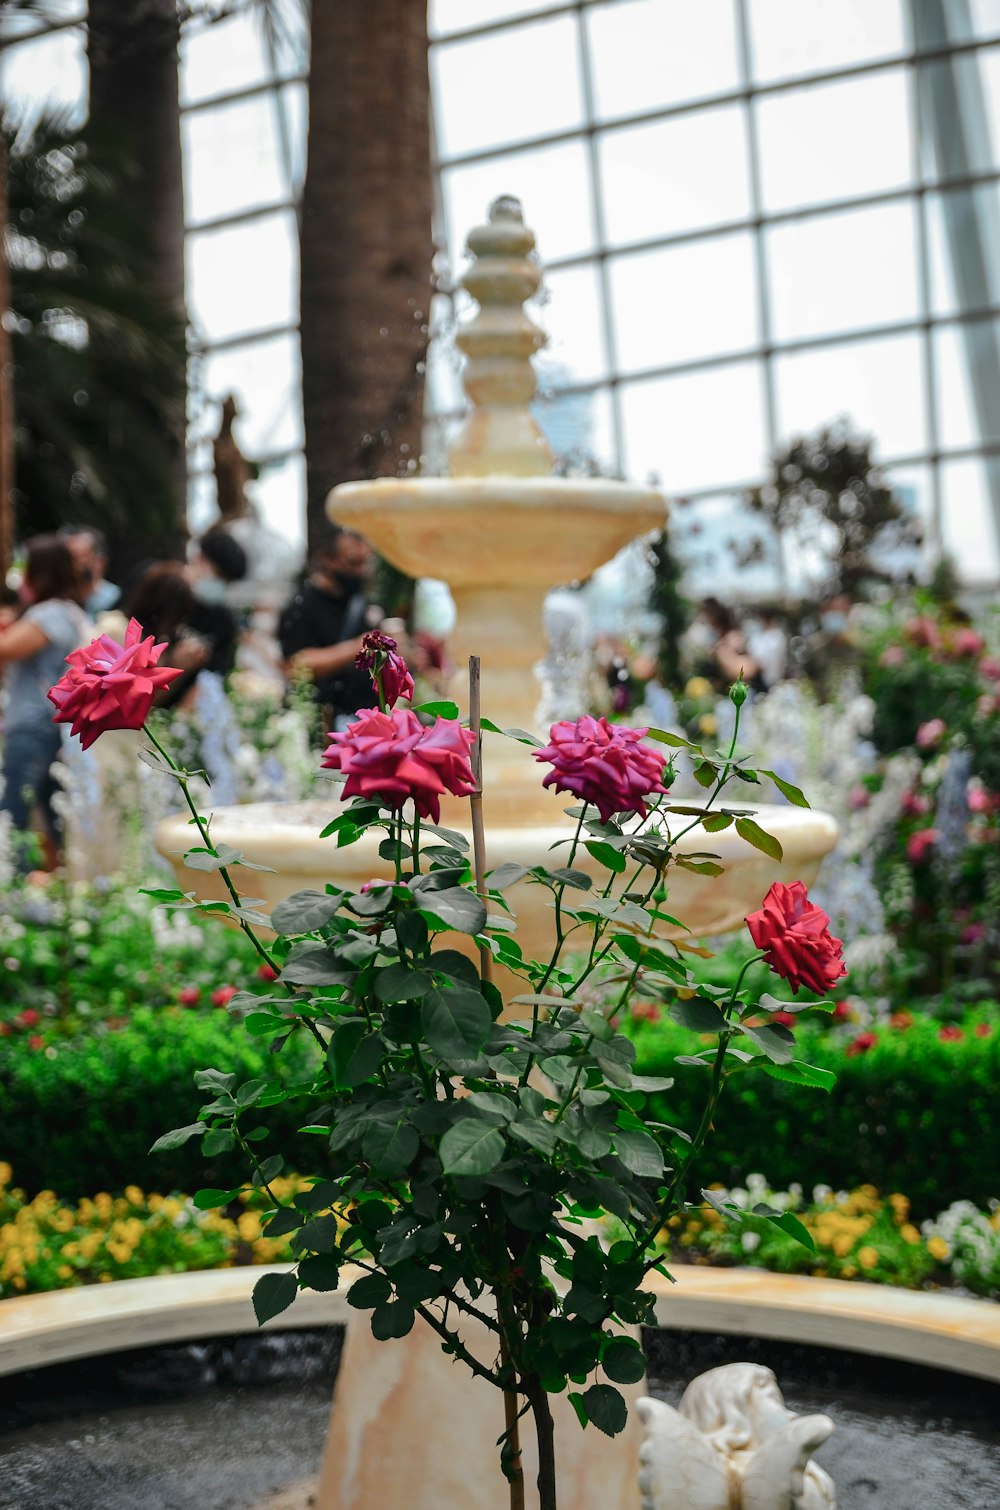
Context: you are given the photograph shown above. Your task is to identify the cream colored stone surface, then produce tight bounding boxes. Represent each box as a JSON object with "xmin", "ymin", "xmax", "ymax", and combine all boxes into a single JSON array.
[{"xmin": 314, "ymin": 1300, "xmax": 645, "ymax": 1510}]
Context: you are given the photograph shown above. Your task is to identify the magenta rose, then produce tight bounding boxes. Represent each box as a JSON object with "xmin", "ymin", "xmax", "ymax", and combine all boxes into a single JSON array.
[
  {"xmin": 534, "ymin": 715, "xmax": 669, "ymax": 824},
  {"xmin": 906, "ymin": 828, "xmax": 939, "ymax": 864},
  {"xmin": 48, "ymin": 618, "xmax": 184, "ymax": 749},
  {"xmin": 916, "ymin": 718, "xmax": 946, "ymax": 749},
  {"xmin": 355, "ymin": 630, "xmax": 414, "ymax": 709},
  {"xmin": 745, "ymin": 880, "xmax": 847, "ymax": 996},
  {"xmin": 321, "ymin": 706, "xmax": 476, "ymax": 823}
]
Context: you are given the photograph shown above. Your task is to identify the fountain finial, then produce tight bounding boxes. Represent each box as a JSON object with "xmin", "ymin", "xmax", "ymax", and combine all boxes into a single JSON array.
[{"xmin": 447, "ymin": 196, "xmax": 554, "ymax": 479}]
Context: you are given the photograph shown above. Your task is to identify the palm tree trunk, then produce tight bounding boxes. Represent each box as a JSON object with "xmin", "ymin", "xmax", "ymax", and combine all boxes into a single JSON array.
[
  {"xmin": 87, "ymin": 0, "xmax": 187, "ymax": 579},
  {"xmin": 300, "ymin": 0, "xmax": 433, "ymax": 556}
]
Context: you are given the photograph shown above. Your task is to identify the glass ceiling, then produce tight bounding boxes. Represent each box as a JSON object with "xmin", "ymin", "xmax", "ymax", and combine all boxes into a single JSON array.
[{"xmin": 4, "ymin": 0, "xmax": 1000, "ymax": 592}]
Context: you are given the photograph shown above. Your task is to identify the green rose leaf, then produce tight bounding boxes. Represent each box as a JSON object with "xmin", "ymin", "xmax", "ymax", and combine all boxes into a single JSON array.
[
  {"xmin": 193, "ymin": 1187, "xmax": 242, "ymax": 1209},
  {"xmin": 488, "ymin": 861, "xmax": 531, "ymax": 891},
  {"xmin": 298, "ymin": 1254, "xmax": 341, "ymax": 1291},
  {"xmin": 439, "ymin": 1119, "xmax": 506, "ymax": 1176},
  {"xmin": 281, "ymin": 944, "xmax": 342, "ymax": 986},
  {"xmin": 371, "ymin": 1300, "xmax": 416, "ymax": 1339},
  {"xmin": 757, "ymin": 1059, "xmax": 836, "ymax": 1092},
  {"xmin": 739, "ymin": 1021, "xmax": 795, "ymax": 1063},
  {"xmin": 582, "ymin": 1383, "xmax": 628, "ymax": 1437},
  {"xmin": 374, "ymin": 963, "xmax": 435, "ymax": 1002},
  {"xmin": 759, "ymin": 769, "xmax": 811, "ymax": 808},
  {"xmin": 413, "ymin": 699, "xmax": 460, "ymax": 719},
  {"xmin": 668, "ymin": 997, "xmax": 728, "ymax": 1032},
  {"xmin": 421, "ymin": 985, "xmax": 491, "ymax": 1062},
  {"xmin": 734, "ymin": 817, "xmax": 784, "ymax": 862},
  {"xmin": 149, "ymin": 1122, "xmax": 205, "ymax": 1153},
  {"xmin": 416, "ymin": 886, "xmax": 487, "ymax": 935},
  {"xmin": 270, "ymin": 889, "xmax": 341, "ymax": 934},
  {"xmin": 347, "ymin": 1272, "xmax": 392, "ymax": 1309},
  {"xmin": 601, "ymin": 1338, "xmax": 647, "ymax": 1385},
  {"xmin": 613, "ymin": 1127, "xmax": 664, "ymax": 1179},
  {"xmin": 252, "ymin": 1270, "xmax": 298, "ymax": 1325},
  {"xmin": 584, "ymin": 839, "xmax": 627, "ymax": 874},
  {"xmin": 328, "ymin": 1023, "xmax": 382, "ymax": 1088},
  {"xmin": 363, "ymin": 1117, "xmax": 419, "ymax": 1177}
]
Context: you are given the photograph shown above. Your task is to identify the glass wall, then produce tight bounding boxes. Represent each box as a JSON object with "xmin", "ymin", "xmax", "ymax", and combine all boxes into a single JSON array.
[{"xmin": 4, "ymin": 1, "xmax": 1000, "ymax": 586}]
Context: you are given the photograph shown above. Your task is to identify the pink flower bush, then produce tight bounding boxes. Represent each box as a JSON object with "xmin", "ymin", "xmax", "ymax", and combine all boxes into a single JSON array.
[
  {"xmin": 950, "ymin": 627, "xmax": 985, "ymax": 659},
  {"xmin": 979, "ymin": 655, "xmax": 1000, "ymax": 681},
  {"xmin": 879, "ymin": 645, "xmax": 905, "ymax": 668},
  {"xmin": 916, "ymin": 718, "xmax": 946, "ymax": 749},
  {"xmin": 48, "ymin": 618, "xmax": 183, "ymax": 749},
  {"xmin": 907, "ymin": 828, "xmax": 939, "ymax": 864},
  {"xmin": 322, "ymin": 706, "xmax": 477, "ymax": 823},
  {"xmin": 745, "ymin": 881, "xmax": 847, "ymax": 996},
  {"xmin": 938, "ymin": 1024, "xmax": 963, "ymax": 1043},
  {"xmin": 356, "ymin": 630, "xmax": 414, "ymax": 709},
  {"xmin": 904, "ymin": 616, "xmax": 940, "ymax": 650},
  {"xmin": 534, "ymin": 715, "xmax": 668, "ymax": 824}
]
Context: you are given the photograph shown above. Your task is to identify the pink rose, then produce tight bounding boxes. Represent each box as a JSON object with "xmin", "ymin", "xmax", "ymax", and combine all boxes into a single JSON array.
[
  {"xmin": 916, "ymin": 718, "xmax": 946, "ymax": 749},
  {"xmin": 901, "ymin": 790, "xmax": 931, "ymax": 817},
  {"xmin": 904, "ymin": 616, "xmax": 940, "ymax": 650},
  {"xmin": 534, "ymin": 715, "xmax": 668, "ymax": 824},
  {"xmin": 961, "ymin": 923, "xmax": 985, "ymax": 946},
  {"xmin": 212, "ymin": 985, "xmax": 237, "ymax": 1008},
  {"xmin": 848, "ymin": 785, "xmax": 870, "ymax": 811},
  {"xmin": 321, "ymin": 707, "xmax": 476, "ymax": 823},
  {"xmin": 846, "ymin": 1031, "xmax": 878, "ymax": 1057},
  {"xmin": 178, "ymin": 986, "xmax": 200, "ymax": 1007},
  {"xmin": 257, "ymin": 963, "xmax": 278, "ymax": 982},
  {"xmin": 979, "ymin": 655, "xmax": 1000, "ymax": 681},
  {"xmin": 968, "ymin": 787, "xmax": 993, "ymax": 815},
  {"xmin": 950, "ymin": 627, "xmax": 985, "ymax": 658},
  {"xmin": 48, "ymin": 618, "xmax": 183, "ymax": 749},
  {"xmin": 907, "ymin": 828, "xmax": 939, "ymax": 864},
  {"xmin": 356, "ymin": 630, "xmax": 414, "ymax": 709},
  {"xmin": 879, "ymin": 645, "xmax": 905, "ymax": 668},
  {"xmin": 745, "ymin": 881, "xmax": 847, "ymax": 997}
]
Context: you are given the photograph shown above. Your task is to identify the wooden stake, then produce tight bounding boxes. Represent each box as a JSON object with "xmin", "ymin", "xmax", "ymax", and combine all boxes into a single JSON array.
[{"xmin": 468, "ymin": 655, "xmax": 493, "ymax": 987}]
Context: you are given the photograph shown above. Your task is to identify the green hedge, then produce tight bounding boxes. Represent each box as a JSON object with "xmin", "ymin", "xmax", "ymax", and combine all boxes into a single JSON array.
[
  {"xmin": 629, "ymin": 1014, "xmax": 1000, "ymax": 1217},
  {"xmin": 3, "ymin": 1007, "xmax": 998, "ymax": 1216},
  {"xmin": 0, "ymin": 1009, "xmax": 318, "ymax": 1197}
]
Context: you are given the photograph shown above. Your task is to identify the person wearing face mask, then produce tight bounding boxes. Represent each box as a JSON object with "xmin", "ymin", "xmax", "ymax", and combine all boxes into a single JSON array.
[
  {"xmin": 278, "ymin": 527, "xmax": 380, "ymax": 729},
  {"xmin": 58, "ymin": 526, "xmax": 121, "ymax": 617},
  {"xmin": 805, "ymin": 591, "xmax": 859, "ymax": 699},
  {"xmin": 184, "ymin": 527, "xmax": 248, "ymax": 680}
]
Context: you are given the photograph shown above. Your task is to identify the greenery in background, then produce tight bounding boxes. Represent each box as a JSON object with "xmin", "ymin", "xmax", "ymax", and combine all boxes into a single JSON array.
[
  {"xmin": 746, "ymin": 421, "xmax": 921, "ymax": 598},
  {"xmin": 647, "ymin": 529, "xmax": 689, "ymax": 690},
  {"xmin": 5, "ymin": 115, "xmax": 186, "ymax": 542}
]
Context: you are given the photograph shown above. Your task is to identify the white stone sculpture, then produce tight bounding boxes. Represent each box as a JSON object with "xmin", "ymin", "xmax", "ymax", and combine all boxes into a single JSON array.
[{"xmin": 637, "ymin": 1364, "xmax": 836, "ymax": 1510}]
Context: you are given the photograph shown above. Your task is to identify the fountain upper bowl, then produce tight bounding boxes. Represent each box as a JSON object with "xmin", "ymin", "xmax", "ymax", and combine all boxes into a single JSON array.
[{"xmin": 328, "ymin": 475, "xmax": 667, "ymax": 586}]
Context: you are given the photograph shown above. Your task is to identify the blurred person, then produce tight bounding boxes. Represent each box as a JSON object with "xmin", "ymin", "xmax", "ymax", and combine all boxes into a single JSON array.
[
  {"xmin": 185, "ymin": 526, "xmax": 248, "ymax": 678},
  {"xmin": 804, "ymin": 591, "xmax": 859, "ymax": 700},
  {"xmin": 127, "ymin": 562, "xmax": 209, "ymax": 711},
  {"xmin": 0, "ymin": 536, "xmax": 90, "ymax": 869},
  {"xmin": 748, "ymin": 608, "xmax": 789, "ymax": 690},
  {"xmin": 278, "ymin": 527, "xmax": 381, "ymax": 728},
  {"xmin": 59, "ymin": 525, "xmax": 120, "ymax": 615},
  {"xmin": 687, "ymin": 597, "xmax": 762, "ymax": 692}
]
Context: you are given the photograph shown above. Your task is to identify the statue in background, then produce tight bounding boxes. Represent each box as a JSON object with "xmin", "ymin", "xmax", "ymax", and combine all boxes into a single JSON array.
[
  {"xmin": 213, "ymin": 393, "xmax": 255, "ymax": 523},
  {"xmin": 638, "ymin": 1364, "xmax": 836, "ymax": 1510}
]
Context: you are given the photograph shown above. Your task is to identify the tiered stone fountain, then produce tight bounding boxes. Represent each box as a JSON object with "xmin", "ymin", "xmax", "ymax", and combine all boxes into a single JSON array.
[{"xmin": 155, "ymin": 197, "xmax": 836, "ymax": 959}]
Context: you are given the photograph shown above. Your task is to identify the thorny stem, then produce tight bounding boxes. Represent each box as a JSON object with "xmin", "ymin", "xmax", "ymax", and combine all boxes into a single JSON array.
[{"xmin": 524, "ymin": 1374, "xmax": 558, "ymax": 1510}]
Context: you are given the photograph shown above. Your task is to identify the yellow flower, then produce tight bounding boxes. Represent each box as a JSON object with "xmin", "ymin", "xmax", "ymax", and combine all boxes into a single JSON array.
[
  {"xmin": 685, "ymin": 677, "xmax": 713, "ymax": 699},
  {"xmin": 927, "ymin": 1235, "xmax": 950, "ymax": 1262},
  {"xmin": 698, "ymin": 714, "xmax": 718, "ymax": 737},
  {"xmin": 124, "ymin": 1186, "xmax": 145, "ymax": 1208},
  {"xmin": 900, "ymin": 1223, "xmax": 921, "ymax": 1245},
  {"xmin": 857, "ymin": 1245, "xmax": 879, "ymax": 1270},
  {"xmin": 0, "ymin": 1162, "xmax": 12, "ymax": 1190},
  {"xmin": 888, "ymin": 1193, "xmax": 909, "ymax": 1220},
  {"xmin": 239, "ymin": 1211, "xmax": 263, "ymax": 1242}
]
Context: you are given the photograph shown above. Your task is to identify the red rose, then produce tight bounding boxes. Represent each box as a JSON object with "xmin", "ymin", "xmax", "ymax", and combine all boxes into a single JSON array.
[
  {"xmin": 257, "ymin": 962, "xmax": 278, "ymax": 982},
  {"xmin": 975, "ymin": 1022, "xmax": 992, "ymax": 1039},
  {"xmin": 356, "ymin": 631, "xmax": 414, "ymax": 709},
  {"xmin": 0, "ymin": 1022, "xmax": 11, "ymax": 1037},
  {"xmin": 907, "ymin": 828, "xmax": 939, "ymax": 864},
  {"xmin": 321, "ymin": 707, "xmax": 476, "ymax": 824},
  {"xmin": 745, "ymin": 881, "xmax": 847, "ymax": 996},
  {"xmin": 938, "ymin": 1024, "xmax": 963, "ymax": 1042},
  {"xmin": 48, "ymin": 618, "xmax": 184, "ymax": 749},
  {"xmin": 890, "ymin": 1011, "xmax": 913, "ymax": 1031},
  {"xmin": 17, "ymin": 1009, "xmax": 40, "ymax": 1028},
  {"xmin": 212, "ymin": 985, "xmax": 237, "ymax": 1008},
  {"xmin": 27, "ymin": 1034, "xmax": 44, "ymax": 1050},
  {"xmin": 832, "ymin": 1000, "xmax": 853, "ymax": 1021},
  {"xmin": 534, "ymin": 716, "xmax": 669, "ymax": 824},
  {"xmin": 846, "ymin": 1031, "xmax": 878, "ymax": 1057},
  {"xmin": 178, "ymin": 986, "xmax": 200, "ymax": 1007},
  {"xmin": 770, "ymin": 1010, "xmax": 797, "ymax": 1029}
]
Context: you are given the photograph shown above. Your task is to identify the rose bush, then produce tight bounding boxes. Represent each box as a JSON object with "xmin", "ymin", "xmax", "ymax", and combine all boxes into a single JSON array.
[{"xmin": 47, "ymin": 625, "xmax": 836, "ymax": 1509}]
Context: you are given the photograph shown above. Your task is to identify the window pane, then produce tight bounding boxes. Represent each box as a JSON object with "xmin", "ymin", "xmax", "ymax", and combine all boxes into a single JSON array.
[
  {"xmin": 774, "ymin": 333, "xmax": 926, "ymax": 459},
  {"xmin": 882, "ymin": 462, "xmax": 933, "ymax": 573},
  {"xmin": 939, "ymin": 457, "xmax": 1000, "ymax": 583},
  {"xmin": 749, "ymin": 0, "xmax": 904, "ymax": 82},
  {"xmin": 535, "ymin": 382, "xmax": 617, "ymax": 473},
  {"xmin": 672, "ymin": 493, "xmax": 783, "ymax": 600},
  {"xmin": 441, "ymin": 141, "xmax": 595, "ymax": 266},
  {"xmin": 610, "ymin": 234, "xmax": 758, "ymax": 371},
  {"xmin": 195, "ymin": 333, "xmax": 303, "ymax": 457},
  {"xmin": 432, "ymin": 14, "xmax": 584, "ymax": 158},
  {"xmin": 620, "ymin": 362, "xmax": 767, "ymax": 493},
  {"xmin": 969, "ymin": 0, "xmax": 1000, "ymax": 39},
  {"xmin": 925, "ymin": 185, "xmax": 1000, "ymax": 316},
  {"xmin": 187, "ymin": 212, "xmax": 298, "ymax": 343},
  {"xmin": 425, "ymin": 292, "xmax": 466, "ymax": 418},
  {"xmin": 534, "ymin": 262, "xmax": 608, "ymax": 384},
  {"xmin": 430, "ymin": 0, "xmax": 560, "ymax": 37},
  {"xmin": 756, "ymin": 69, "xmax": 911, "ymax": 213},
  {"xmin": 586, "ymin": 0, "xmax": 739, "ymax": 119},
  {"xmin": 0, "ymin": 27, "xmax": 86, "ymax": 125},
  {"xmin": 183, "ymin": 97, "xmax": 289, "ymax": 226},
  {"xmin": 600, "ymin": 106, "xmax": 750, "ymax": 245},
  {"xmin": 934, "ymin": 319, "xmax": 1000, "ymax": 449},
  {"xmin": 768, "ymin": 201, "xmax": 920, "ymax": 342},
  {"xmin": 253, "ymin": 451, "xmax": 307, "ymax": 553},
  {"xmin": 281, "ymin": 81, "xmax": 309, "ymax": 197},
  {"xmin": 181, "ymin": 11, "xmax": 271, "ymax": 105}
]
